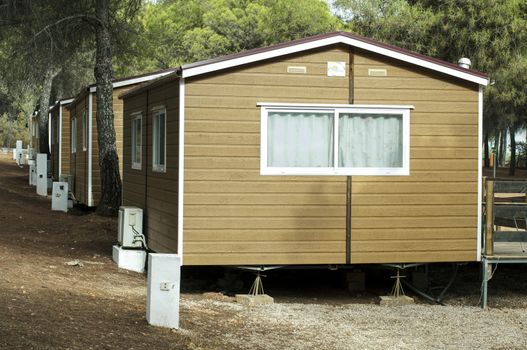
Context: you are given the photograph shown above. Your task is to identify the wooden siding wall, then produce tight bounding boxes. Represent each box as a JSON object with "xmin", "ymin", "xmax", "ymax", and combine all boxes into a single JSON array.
[
  {"xmin": 50, "ymin": 107, "xmax": 60, "ymax": 179},
  {"xmin": 60, "ymin": 106, "xmax": 71, "ymax": 176},
  {"xmin": 69, "ymin": 95, "xmax": 88, "ymax": 204},
  {"xmin": 49, "ymin": 105, "xmax": 71, "ymax": 180},
  {"xmin": 184, "ymin": 46, "xmax": 350, "ymax": 265},
  {"xmin": 30, "ymin": 117, "xmax": 39, "ymax": 152},
  {"xmin": 122, "ymin": 81, "xmax": 180, "ymax": 253},
  {"xmin": 122, "ymin": 92, "xmax": 147, "ymax": 210},
  {"xmin": 350, "ymin": 50, "xmax": 478, "ymax": 263}
]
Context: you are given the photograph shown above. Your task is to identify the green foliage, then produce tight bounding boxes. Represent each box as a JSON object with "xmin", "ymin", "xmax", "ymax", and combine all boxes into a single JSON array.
[
  {"xmin": 334, "ymin": 0, "xmax": 438, "ymax": 54},
  {"xmin": 0, "ymin": 113, "xmax": 28, "ymax": 148},
  {"xmin": 334, "ymin": 0, "xmax": 527, "ymax": 166},
  {"xmin": 135, "ymin": 0, "xmax": 339, "ymax": 69}
]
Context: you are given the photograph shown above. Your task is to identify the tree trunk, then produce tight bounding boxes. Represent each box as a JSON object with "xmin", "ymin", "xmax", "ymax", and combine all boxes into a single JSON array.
[
  {"xmin": 509, "ymin": 126, "xmax": 516, "ymax": 176},
  {"xmin": 498, "ymin": 129, "xmax": 506, "ymax": 167},
  {"xmin": 94, "ymin": 0, "xmax": 121, "ymax": 215},
  {"xmin": 37, "ymin": 66, "xmax": 59, "ymax": 154},
  {"xmin": 484, "ymin": 131, "xmax": 490, "ymax": 168}
]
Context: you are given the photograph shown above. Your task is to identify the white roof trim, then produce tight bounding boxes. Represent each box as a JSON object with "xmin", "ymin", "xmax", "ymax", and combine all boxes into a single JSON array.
[
  {"xmin": 88, "ymin": 71, "xmax": 175, "ymax": 92},
  {"xmin": 60, "ymin": 98, "xmax": 74, "ymax": 105},
  {"xmin": 257, "ymin": 102, "xmax": 415, "ymax": 110},
  {"xmin": 182, "ymin": 35, "xmax": 488, "ymax": 86}
]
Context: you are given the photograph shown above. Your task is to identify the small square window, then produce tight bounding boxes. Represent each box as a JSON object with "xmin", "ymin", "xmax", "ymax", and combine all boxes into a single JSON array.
[
  {"xmin": 131, "ymin": 114, "xmax": 142, "ymax": 170},
  {"xmin": 152, "ymin": 108, "xmax": 166, "ymax": 172}
]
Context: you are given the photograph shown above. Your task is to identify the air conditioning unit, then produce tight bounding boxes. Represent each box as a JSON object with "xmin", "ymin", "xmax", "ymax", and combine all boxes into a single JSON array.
[
  {"xmin": 59, "ymin": 174, "xmax": 74, "ymax": 192},
  {"xmin": 118, "ymin": 206, "xmax": 144, "ymax": 248}
]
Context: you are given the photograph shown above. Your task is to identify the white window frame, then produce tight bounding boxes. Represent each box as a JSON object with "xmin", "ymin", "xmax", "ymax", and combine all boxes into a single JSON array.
[
  {"xmin": 82, "ymin": 111, "xmax": 88, "ymax": 151},
  {"xmin": 131, "ymin": 113, "xmax": 142, "ymax": 170},
  {"xmin": 152, "ymin": 106, "xmax": 166, "ymax": 173},
  {"xmin": 259, "ymin": 103, "xmax": 412, "ymax": 176},
  {"xmin": 71, "ymin": 117, "xmax": 77, "ymax": 154}
]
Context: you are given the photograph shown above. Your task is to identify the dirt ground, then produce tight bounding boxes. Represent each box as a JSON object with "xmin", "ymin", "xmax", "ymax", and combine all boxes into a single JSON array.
[{"xmin": 1, "ymin": 153, "xmax": 527, "ymax": 350}]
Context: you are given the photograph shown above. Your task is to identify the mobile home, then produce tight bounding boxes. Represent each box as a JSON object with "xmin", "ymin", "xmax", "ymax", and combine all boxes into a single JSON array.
[
  {"xmin": 49, "ymin": 98, "xmax": 74, "ymax": 180},
  {"xmin": 120, "ymin": 31, "xmax": 488, "ymax": 266},
  {"xmin": 68, "ymin": 69, "xmax": 175, "ymax": 207}
]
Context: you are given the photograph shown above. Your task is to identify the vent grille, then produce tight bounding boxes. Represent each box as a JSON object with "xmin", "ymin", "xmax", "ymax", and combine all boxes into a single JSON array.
[{"xmin": 368, "ymin": 68, "xmax": 388, "ymax": 77}]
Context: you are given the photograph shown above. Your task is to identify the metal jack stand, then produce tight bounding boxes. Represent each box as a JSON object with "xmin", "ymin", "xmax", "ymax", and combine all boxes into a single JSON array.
[
  {"xmin": 249, "ymin": 271, "xmax": 266, "ymax": 296},
  {"xmin": 390, "ymin": 268, "xmax": 406, "ymax": 297}
]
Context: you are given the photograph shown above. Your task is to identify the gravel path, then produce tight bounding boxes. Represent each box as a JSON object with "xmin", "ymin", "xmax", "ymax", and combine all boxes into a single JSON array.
[{"xmin": 182, "ymin": 298, "xmax": 527, "ymax": 350}]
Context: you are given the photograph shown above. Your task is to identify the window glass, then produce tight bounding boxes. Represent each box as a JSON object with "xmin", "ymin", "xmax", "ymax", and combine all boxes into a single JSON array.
[
  {"xmin": 152, "ymin": 110, "xmax": 166, "ymax": 171},
  {"xmin": 131, "ymin": 116, "xmax": 141, "ymax": 168},
  {"xmin": 158, "ymin": 113, "xmax": 165, "ymax": 166},
  {"xmin": 267, "ymin": 111, "xmax": 333, "ymax": 167},
  {"xmin": 339, "ymin": 113, "xmax": 403, "ymax": 168},
  {"xmin": 261, "ymin": 105, "xmax": 410, "ymax": 176}
]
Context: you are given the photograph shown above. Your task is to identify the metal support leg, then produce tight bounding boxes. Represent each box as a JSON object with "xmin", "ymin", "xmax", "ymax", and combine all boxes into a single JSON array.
[{"xmin": 481, "ymin": 258, "xmax": 488, "ymax": 308}]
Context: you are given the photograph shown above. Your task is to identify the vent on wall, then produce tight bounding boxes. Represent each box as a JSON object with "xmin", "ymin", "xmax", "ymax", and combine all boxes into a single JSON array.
[
  {"xmin": 287, "ymin": 66, "xmax": 307, "ymax": 74},
  {"xmin": 368, "ymin": 68, "xmax": 388, "ymax": 77}
]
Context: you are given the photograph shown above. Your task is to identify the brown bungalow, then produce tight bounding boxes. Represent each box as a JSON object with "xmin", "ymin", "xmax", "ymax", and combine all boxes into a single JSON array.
[
  {"xmin": 68, "ymin": 69, "xmax": 175, "ymax": 207},
  {"xmin": 120, "ymin": 31, "xmax": 488, "ymax": 266},
  {"xmin": 49, "ymin": 97, "xmax": 74, "ymax": 180}
]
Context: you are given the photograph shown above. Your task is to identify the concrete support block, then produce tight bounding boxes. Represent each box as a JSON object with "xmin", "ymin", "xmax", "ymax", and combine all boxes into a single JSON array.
[
  {"xmin": 51, "ymin": 182, "xmax": 68, "ymax": 212},
  {"xmin": 346, "ymin": 270, "xmax": 366, "ymax": 292},
  {"xmin": 29, "ymin": 164, "xmax": 36, "ymax": 186},
  {"xmin": 379, "ymin": 295, "xmax": 414, "ymax": 306},
  {"xmin": 36, "ymin": 153, "xmax": 47, "ymax": 196},
  {"xmin": 235, "ymin": 294, "xmax": 274, "ymax": 305},
  {"xmin": 112, "ymin": 245, "xmax": 146, "ymax": 273},
  {"xmin": 15, "ymin": 140, "xmax": 22, "ymax": 166},
  {"xmin": 146, "ymin": 253, "xmax": 181, "ymax": 329}
]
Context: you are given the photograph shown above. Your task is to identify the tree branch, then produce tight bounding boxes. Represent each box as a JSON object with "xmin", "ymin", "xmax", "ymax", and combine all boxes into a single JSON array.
[{"xmin": 33, "ymin": 14, "xmax": 102, "ymax": 39}]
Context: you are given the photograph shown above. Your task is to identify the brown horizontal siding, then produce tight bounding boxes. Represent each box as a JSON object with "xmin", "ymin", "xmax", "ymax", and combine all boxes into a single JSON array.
[
  {"xmin": 122, "ymin": 92, "xmax": 147, "ymax": 210},
  {"xmin": 183, "ymin": 252, "xmax": 344, "ymax": 265},
  {"xmin": 50, "ymin": 108, "xmax": 60, "ymax": 180},
  {"xmin": 351, "ymin": 250, "xmax": 476, "ymax": 264},
  {"xmin": 60, "ymin": 107, "xmax": 71, "ymax": 176},
  {"xmin": 69, "ymin": 95, "xmax": 88, "ymax": 204},
  {"xmin": 123, "ymin": 80, "xmax": 180, "ymax": 254},
  {"xmin": 350, "ymin": 49, "xmax": 479, "ymax": 263},
  {"xmin": 183, "ymin": 46, "xmax": 350, "ymax": 265},
  {"xmin": 185, "ymin": 204, "xmax": 475, "ymax": 218},
  {"xmin": 145, "ymin": 85, "xmax": 179, "ymax": 252}
]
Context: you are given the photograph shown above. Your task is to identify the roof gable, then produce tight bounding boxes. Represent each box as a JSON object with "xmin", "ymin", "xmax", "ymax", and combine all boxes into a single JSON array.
[{"xmin": 181, "ymin": 31, "xmax": 488, "ymax": 86}]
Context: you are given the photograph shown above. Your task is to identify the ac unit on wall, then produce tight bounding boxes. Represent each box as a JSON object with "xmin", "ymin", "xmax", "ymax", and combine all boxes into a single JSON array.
[{"xmin": 118, "ymin": 206, "xmax": 144, "ymax": 249}]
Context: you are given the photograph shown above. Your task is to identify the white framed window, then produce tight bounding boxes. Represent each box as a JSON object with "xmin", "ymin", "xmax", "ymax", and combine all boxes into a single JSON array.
[
  {"xmin": 152, "ymin": 107, "xmax": 166, "ymax": 172},
  {"xmin": 259, "ymin": 103, "xmax": 412, "ymax": 176},
  {"xmin": 131, "ymin": 113, "xmax": 142, "ymax": 170},
  {"xmin": 71, "ymin": 117, "xmax": 77, "ymax": 154},
  {"xmin": 82, "ymin": 111, "xmax": 88, "ymax": 151}
]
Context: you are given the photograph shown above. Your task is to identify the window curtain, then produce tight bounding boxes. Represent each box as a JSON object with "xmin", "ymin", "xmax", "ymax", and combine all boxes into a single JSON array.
[
  {"xmin": 268, "ymin": 111, "xmax": 333, "ymax": 167},
  {"xmin": 339, "ymin": 113, "xmax": 403, "ymax": 167}
]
